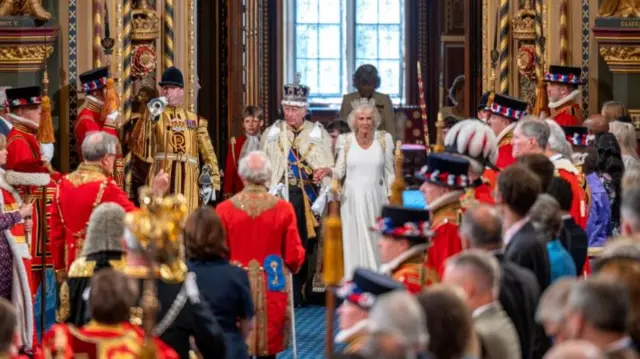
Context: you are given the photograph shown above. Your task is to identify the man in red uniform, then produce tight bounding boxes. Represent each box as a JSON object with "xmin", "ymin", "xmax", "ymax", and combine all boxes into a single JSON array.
[
  {"xmin": 486, "ymin": 93, "xmax": 529, "ymax": 169},
  {"xmin": 42, "ymin": 269, "xmax": 178, "ymax": 359},
  {"xmin": 444, "ymin": 119, "xmax": 498, "ymax": 204},
  {"xmin": 75, "ymin": 67, "xmax": 124, "ymax": 187},
  {"xmin": 222, "ymin": 105, "xmax": 264, "ymax": 198},
  {"xmin": 545, "ymin": 65, "xmax": 584, "ymax": 126},
  {"xmin": 511, "ymin": 119, "xmax": 588, "ymax": 228},
  {"xmin": 216, "ymin": 150, "xmax": 305, "ymax": 358},
  {"xmin": 375, "ymin": 205, "xmax": 436, "ymax": 293},
  {"xmin": 49, "ymin": 131, "xmax": 169, "ymax": 274},
  {"xmin": 417, "ymin": 153, "xmax": 470, "ymax": 280}
]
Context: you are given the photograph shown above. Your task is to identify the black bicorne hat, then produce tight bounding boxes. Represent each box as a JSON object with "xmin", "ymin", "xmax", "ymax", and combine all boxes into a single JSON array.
[
  {"xmin": 485, "ymin": 93, "xmax": 528, "ymax": 122},
  {"xmin": 80, "ymin": 66, "xmax": 110, "ymax": 93},
  {"xmin": 159, "ymin": 66, "xmax": 184, "ymax": 88},
  {"xmin": 336, "ymin": 268, "xmax": 405, "ymax": 309},
  {"xmin": 562, "ymin": 126, "xmax": 591, "ymax": 147},
  {"xmin": 544, "ymin": 65, "xmax": 582, "ymax": 85},
  {"xmin": 416, "ymin": 152, "xmax": 470, "ymax": 190},
  {"xmin": 4, "ymin": 86, "xmax": 42, "ymax": 108},
  {"xmin": 478, "ymin": 91, "xmax": 494, "ymax": 111}
]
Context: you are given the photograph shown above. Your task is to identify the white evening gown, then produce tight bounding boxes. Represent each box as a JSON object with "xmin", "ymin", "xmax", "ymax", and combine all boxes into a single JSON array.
[{"xmin": 334, "ymin": 131, "xmax": 394, "ymax": 277}]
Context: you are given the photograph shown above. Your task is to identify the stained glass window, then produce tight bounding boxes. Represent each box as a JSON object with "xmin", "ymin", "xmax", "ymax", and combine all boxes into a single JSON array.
[{"xmin": 291, "ymin": 0, "xmax": 405, "ymax": 103}]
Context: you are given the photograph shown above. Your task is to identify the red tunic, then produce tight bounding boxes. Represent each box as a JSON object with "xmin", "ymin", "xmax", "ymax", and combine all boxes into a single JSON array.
[
  {"xmin": 551, "ymin": 156, "xmax": 588, "ymax": 229},
  {"xmin": 48, "ymin": 163, "xmax": 137, "ymax": 272},
  {"xmin": 482, "ymin": 168, "xmax": 499, "ymax": 192},
  {"xmin": 496, "ymin": 126, "xmax": 515, "ymax": 169},
  {"xmin": 426, "ymin": 201, "xmax": 463, "ymax": 280},
  {"xmin": 222, "ymin": 135, "xmax": 247, "ymax": 198},
  {"xmin": 216, "ymin": 185, "xmax": 305, "ymax": 356},
  {"xmin": 75, "ymin": 98, "xmax": 124, "ymax": 187},
  {"xmin": 552, "ymin": 102, "xmax": 584, "ymax": 126},
  {"xmin": 388, "ymin": 246, "xmax": 436, "ymax": 294},
  {"xmin": 40, "ymin": 321, "xmax": 178, "ymax": 359}
]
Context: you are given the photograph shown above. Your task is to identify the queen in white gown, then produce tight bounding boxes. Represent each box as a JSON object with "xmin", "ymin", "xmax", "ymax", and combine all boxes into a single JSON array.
[{"xmin": 333, "ymin": 99, "xmax": 394, "ymax": 276}]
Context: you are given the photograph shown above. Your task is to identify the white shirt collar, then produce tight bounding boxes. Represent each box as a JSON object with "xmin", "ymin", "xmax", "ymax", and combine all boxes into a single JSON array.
[
  {"xmin": 472, "ymin": 302, "xmax": 497, "ymax": 318},
  {"xmin": 503, "ymin": 216, "xmax": 529, "ymax": 247}
]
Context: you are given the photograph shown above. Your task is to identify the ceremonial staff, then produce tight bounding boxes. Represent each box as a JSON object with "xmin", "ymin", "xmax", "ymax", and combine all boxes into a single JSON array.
[
  {"xmin": 533, "ymin": 1, "xmax": 549, "ymax": 117},
  {"xmin": 416, "ymin": 62, "xmax": 430, "ymax": 153},
  {"xmin": 389, "ymin": 141, "xmax": 405, "ymax": 206},
  {"xmin": 323, "ymin": 180, "xmax": 343, "ymax": 357}
]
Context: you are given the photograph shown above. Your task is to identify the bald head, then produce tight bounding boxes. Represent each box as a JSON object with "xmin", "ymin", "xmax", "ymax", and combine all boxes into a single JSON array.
[
  {"xmin": 543, "ymin": 340, "xmax": 604, "ymax": 359},
  {"xmin": 238, "ymin": 150, "xmax": 272, "ymax": 185},
  {"xmin": 459, "ymin": 204, "xmax": 503, "ymax": 250}
]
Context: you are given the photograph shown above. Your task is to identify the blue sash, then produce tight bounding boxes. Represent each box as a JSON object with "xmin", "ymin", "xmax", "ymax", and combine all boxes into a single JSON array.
[
  {"xmin": 263, "ymin": 255, "xmax": 286, "ymax": 292},
  {"xmin": 287, "ymin": 149, "xmax": 317, "ymax": 202}
]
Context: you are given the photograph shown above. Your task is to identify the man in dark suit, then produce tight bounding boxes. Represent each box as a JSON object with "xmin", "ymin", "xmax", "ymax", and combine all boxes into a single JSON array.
[
  {"xmin": 548, "ymin": 177, "xmax": 589, "ymax": 274},
  {"xmin": 497, "ymin": 165, "xmax": 551, "ymax": 293},
  {"xmin": 460, "ymin": 204, "xmax": 540, "ymax": 359}
]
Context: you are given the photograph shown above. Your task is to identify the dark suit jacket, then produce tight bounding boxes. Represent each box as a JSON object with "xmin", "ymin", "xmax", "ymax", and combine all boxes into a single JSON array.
[
  {"xmin": 495, "ymin": 252, "xmax": 540, "ymax": 359},
  {"xmin": 139, "ymin": 278, "xmax": 227, "ymax": 359},
  {"xmin": 505, "ymin": 221, "xmax": 551, "ymax": 292},
  {"xmin": 559, "ymin": 217, "xmax": 588, "ymax": 274}
]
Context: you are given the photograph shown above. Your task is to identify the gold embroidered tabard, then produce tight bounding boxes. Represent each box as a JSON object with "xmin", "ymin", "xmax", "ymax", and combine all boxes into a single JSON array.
[
  {"xmin": 143, "ymin": 105, "xmax": 220, "ymax": 213},
  {"xmin": 230, "ymin": 185, "xmax": 278, "ymax": 218}
]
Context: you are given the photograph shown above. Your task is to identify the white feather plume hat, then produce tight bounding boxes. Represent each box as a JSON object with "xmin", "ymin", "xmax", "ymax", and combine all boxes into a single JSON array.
[{"xmin": 444, "ymin": 119, "xmax": 498, "ymax": 170}]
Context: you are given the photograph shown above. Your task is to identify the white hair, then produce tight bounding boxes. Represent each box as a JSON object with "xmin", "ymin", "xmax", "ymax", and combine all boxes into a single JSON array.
[
  {"xmin": 346, "ymin": 103, "xmax": 381, "ymax": 132},
  {"xmin": 82, "ymin": 132, "xmax": 119, "ymax": 161},
  {"xmin": 444, "ymin": 119, "xmax": 498, "ymax": 175},
  {"xmin": 609, "ymin": 120, "xmax": 639, "ymax": 159},
  {"xmin": 238, "ymin": 150, "xmax": 272, "ymax": 185},
  {"xmin": 365, "ymin": 291, "xmax": 429, "ymax": 354},
  {"xmin": 0, "ymin": 86, "xmax": 11, "ymax": 108},
  {"xmin": 545, "ymin": 119, "xmax": 574, "ymax": 159},
  {"xmin": 536, "ymin": 277, "xmax": 576, "ymax": 324}
]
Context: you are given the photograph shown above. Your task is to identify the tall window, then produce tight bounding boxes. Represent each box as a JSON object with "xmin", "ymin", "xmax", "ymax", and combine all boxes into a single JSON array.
[{"xmin": 289, "ymin": 0, "xmax": 405, "ymax": 104}]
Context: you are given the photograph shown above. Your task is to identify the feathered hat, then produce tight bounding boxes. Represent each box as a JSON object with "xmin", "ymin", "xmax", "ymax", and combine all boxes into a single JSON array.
[{"xmin": 445, "ymin": 119, "xmax": 498, "ymax": 171}]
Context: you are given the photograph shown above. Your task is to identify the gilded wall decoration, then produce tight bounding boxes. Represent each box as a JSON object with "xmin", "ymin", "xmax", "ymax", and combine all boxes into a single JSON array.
[
  {"xmin": 0, "ymin": 0, "xmax": 51, "ymax": 20},
  {"xmin": 599, "ymin": 46, "xmax": 640, "ymax": 63},
  {"xmin": 599, "ymin": 0, "xmax": 640, "ymax": 17},
  {"xmin": 0, "ymin": 45, "xmax": 53, "ymax": 61}
]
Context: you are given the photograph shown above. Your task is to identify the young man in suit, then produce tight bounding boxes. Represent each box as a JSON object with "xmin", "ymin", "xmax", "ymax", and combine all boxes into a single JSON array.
[
  {"xmin": 443, "ymin": 250, "xmax": 522, "ymax": 359},
  {"xmin": 497, "ymin": 165, "xmax": 551, "ymax": 293},
  {"xmin": 222, "ymin": 105, "xmax": 264, "ymax": 198},
  {"xmin": 460, "ymin": 204, "xmax": 540, "ymax": 359}
]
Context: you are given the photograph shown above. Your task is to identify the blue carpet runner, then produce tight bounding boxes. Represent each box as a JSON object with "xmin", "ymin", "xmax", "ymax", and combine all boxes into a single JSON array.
[{"xmin": 278, "ymin": 306, "xmax": 343, "ymax": 359}]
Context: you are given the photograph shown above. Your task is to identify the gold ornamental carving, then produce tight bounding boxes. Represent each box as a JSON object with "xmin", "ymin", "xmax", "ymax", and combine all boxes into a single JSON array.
[
  {"xmin": 132, "ymin": 0, "xmax": 160, "ymax": 41},
  {"xmin": 0, "ymin": 0, "xmax": 51, "ymax": 21},
  {"xmin": 0, "ymin": 45, "xmax": 53, "ymax": 60},
  {"xmin": 599, "ymin": 0, "xmax": 640, "ymax": 18},
  {"xmin": 599, "ymin": 46, "xmax": 640, "ymax": 73},
  {"xmin": 512, "ymin": 0, "xmax": 536, "ymax": 41}
]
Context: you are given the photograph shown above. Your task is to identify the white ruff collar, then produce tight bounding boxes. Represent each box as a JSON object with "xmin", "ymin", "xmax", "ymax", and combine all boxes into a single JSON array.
[
  {"xmin": 427, "ymin": 190, "xmax": 464, "ymax": 213},
  {"xmin": 335, "ymin": 319, "xmax": 369, "ymax": 344},
  {"xmin": 7, "ymin": 113, "xmax": 38, "ymax": 130},
  {"xmin": 549, "ymin": 89, "xmax": 581, "ymax": 110},
  {"xmin": 86, "ymin": 95, "xmax": 105, "ymax": 107},
  {"xmin": 380, "ymin": 243, "xmax": 430, "ymax": 275}
]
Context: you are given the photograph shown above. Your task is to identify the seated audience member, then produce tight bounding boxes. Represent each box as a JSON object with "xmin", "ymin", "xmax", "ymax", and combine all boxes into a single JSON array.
[
  {"xmin": 497, "ymin": 165, "xmax": 551, "ymax": 292},
  {"xmin": 583, "ymin": 147, "xmax": 612, "ymax": 247},
  {"xmin": 42, "ymin": 269, "xmax": 178, "ymax": 358},
  {"xmin": 543, "ymin": 340, "xmax": 605, "ymax": 359},
  {"xmin": 417, "ymin": 284, "xmax": 480, "ymax": 359},
  {"xmin": 593, "ymin": 239, "xmax": 640, "ymax": 351},
  {"xmin": 327, "ymin": 119, "xmax": 351, "ymax": 155},
  {"xmin": 460, "ymin": 204, "xmax": 540, "ymax": 359},
  {"xmin": 335, "ymin": 268, "xmax": 405, "ymax": 354},
  {"xmin": 547, "ymin": 177, "xmax": 588, "ymax": 274},
  {"xmin": 360, "ymin": 291, "xmax": 428, "ymax": 359},
  {"xmin": 536, "ymin": 277, "xmax": 579, "ymax": 343},
  {"xmin": 60, "ymin": 202, "xmax": 127, "ymax": 327},
  {"xmin": 609, "ymin": 120, "xmax": 639, "ymax": 170},
  {"xmin": 564, "ymin": 279, "xmax": 636, "ymax": 358},
  {"xmin": 443, "ymin": 250, "xmax": 522, "ymax": 359},
  {"xmin": 595, "ymin": 132, "xmax": 625, "ymax": 236},
  {"xmin": 184, "ymin": 208, "xmax": 255, "ymax": 359},
  {"xmin": 623, "ymin": 163, "xmax": 640, "ymax": 192},
  {"xmin": 620, "ymin": 188, "xmax": 640, "ymax": 237},
  {"xmin": 529, "ymin": 194, "xmax": 577, "ymax": 283},
  {"xmin": 517, "ymin": 153, "xmax": 556, "ymax": 192}
]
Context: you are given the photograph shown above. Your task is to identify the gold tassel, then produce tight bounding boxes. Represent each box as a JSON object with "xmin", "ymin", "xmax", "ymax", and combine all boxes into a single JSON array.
[
  {"xmin": 101, "ymin": 78, "xmax": 120, "ymax": 120},
  {"xmin": 533, "ymin": 78, "xmax": 549, "ymax": 118},
  {"xmin": 322, "ymin": 181, "xmax": 344, "ymax": 286},
  {"xmin": 36, "ymin": 95, "xmax": 55, "ymax": 143},
  {"xmin": 433, "ymin": 112, "xmax": 446, "ymax": 153},
  {"xmin": 389, "ymin": 140, "xmax": 406, "ymax": 206}
]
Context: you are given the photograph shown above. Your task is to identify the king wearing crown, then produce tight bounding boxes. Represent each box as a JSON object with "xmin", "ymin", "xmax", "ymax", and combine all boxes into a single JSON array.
[{"xmin": 261, "ymin": 74, "xmax": 334, "ymax": 305}]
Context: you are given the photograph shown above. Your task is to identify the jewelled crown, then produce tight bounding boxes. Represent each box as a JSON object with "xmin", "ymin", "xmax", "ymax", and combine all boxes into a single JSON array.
[
  {"xmin": 282, "ymin": 73, "xmax": 310, "ymax": 107},
  {"xmin": 132, "ymin": 0, "xmax": 160, "ymax": 41},
  {"xmin": 350, "ymin": 97, "xmax": 376, "ymax": 110}
]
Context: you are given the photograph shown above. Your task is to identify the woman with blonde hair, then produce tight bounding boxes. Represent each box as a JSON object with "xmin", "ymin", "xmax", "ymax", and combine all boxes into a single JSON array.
[
  {"xmin": 333, "ymin": 100, "xmax": 394, "ymax": 274},
  {"xmin": 609, "ymin": 120, "xmax": 639, "ymax": 169},
  {"xmin": 601, "ymin": 100, "xmax": 630, "ymax": 123}
]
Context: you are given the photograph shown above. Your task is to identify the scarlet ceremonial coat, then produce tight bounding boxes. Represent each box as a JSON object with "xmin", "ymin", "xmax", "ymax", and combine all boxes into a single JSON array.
[
  {"xmin": 462, "ymin": 178, "xmax": 495, "ymax": 206},
  {"xmin": 496, "ymin": 124, "xmax": 516, "ymax": 169},
  {"xmin": 551, "ymin": 102, "xmax": 584, "ymax": 126},
  {"xmin": 425, "ymin": 192, "xmax": 464, "ymax": 280},
  {"xmin": 49, "ymin": 163, "xmax": 137, "ymax": 272},
  {"xmin": 381, "ymin": 244, "xmax": 435, "ymax": 294},
  {"xmin": 216, "ymin": 184, "xmax": 306, "ymax": 356},
  {"xmin": 75, "ymin": 97, "xmax": 124, "ymax": 187},
  {"xmin": 222, "ymin": 135, "xmax": 246, "ymax": 198},
  {"xmin": 5, "ymin": 124, "xmax": 56, "ymax": 288},
  {"xmin": 41, "ymin": 321, "xmax": 178, "ymax": 359},
  {"xmin": 550, "ymin": 155, "xmax": 588, "ymax": 229}
]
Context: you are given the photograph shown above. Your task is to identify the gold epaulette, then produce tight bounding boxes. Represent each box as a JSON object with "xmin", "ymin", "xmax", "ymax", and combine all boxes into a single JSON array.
[
  {"xmin": 431, "ymin": 202, "xmax": 462, "ymax": 230},
  {"xmin": 68, "ymin": 256, "xmax": 127, "ymax": 278}
]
